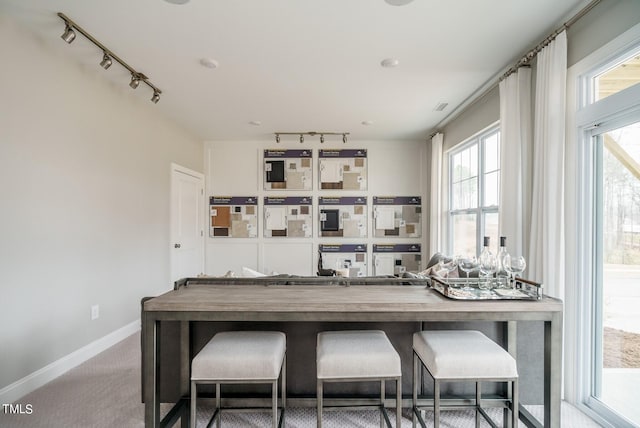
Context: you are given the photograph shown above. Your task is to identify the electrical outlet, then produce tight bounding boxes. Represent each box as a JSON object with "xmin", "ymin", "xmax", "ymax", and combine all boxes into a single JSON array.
[{"xmin": 91, "ymin": 305, "xmax": 99, "ymax": 320}]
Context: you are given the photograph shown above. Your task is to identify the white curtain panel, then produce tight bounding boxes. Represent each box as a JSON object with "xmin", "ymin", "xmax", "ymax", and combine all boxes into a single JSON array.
[
  {"xmin": 499, "ymin": 68, "xmax": 532, "ymax": 258},
  {"xmin": 429, "ymin": 132, "xmax": 444, "ymax": 256},
  {"xmin": 529, "ymin": 31, "xmax": 567, "ymax": 298}
]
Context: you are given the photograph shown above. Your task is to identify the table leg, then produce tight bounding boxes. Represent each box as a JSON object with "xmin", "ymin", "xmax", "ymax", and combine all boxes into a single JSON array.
[
  {"xmin": 505, "ymin": 321, "xmax": 517, "ymax": 428},
  {"xmin": 545, "ymin": 313, "xmax": 563, "ymax": 427},
  {"xmin": 180, "ymin": 321, "xmax": 190, "ymax": 397},
  {"xmin": 144, "ymin": 313, "xmax": 160, "ymax": 427}
]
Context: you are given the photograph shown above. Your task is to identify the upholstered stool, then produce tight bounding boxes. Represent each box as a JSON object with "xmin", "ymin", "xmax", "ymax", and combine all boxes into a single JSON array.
[
  {"xmin": 190, "ymin": 331, "xmax": 286, "ymax": 428},
  {"xmin": 316, "ymin": 330, "xmax": 402, "ymax": 428},
  {"xmin": 412, "ymin": 330, "xmax": 518, "ymax": 428}
]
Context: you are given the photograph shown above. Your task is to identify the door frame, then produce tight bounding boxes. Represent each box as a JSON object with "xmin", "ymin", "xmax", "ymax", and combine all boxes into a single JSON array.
[
  {"xmin": 567, "ymin": 22, "xmax": 640, "ymax": 427},
  {"xmin": 170, "ymin": 162, "xmax": 205, "ymax": 284}
]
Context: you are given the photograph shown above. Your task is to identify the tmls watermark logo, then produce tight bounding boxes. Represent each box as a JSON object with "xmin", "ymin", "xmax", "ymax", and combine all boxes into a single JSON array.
[{"xmin": 3, "ymin": 403, "xmax": 33, "ymax": 415}]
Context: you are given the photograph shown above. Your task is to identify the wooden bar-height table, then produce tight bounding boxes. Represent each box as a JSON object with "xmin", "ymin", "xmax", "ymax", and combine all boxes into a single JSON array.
[{"xmin": 143, "ymin": 283, "xmax": 563, "ymax": 427}]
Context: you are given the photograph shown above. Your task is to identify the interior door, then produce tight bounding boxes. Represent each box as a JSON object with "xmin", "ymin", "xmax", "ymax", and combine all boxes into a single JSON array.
[{"xmin": 170, "ymin": 164, "xmax": 204, "ymax": 283}]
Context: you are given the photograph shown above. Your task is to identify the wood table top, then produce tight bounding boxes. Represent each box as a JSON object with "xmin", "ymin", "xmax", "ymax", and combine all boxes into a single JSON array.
[{"xmin": 144, "ymin": 284, "xmax": 563, "ymax": 317}]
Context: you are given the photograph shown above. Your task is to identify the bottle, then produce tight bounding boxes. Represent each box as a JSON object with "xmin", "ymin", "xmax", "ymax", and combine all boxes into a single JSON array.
[
  {"xmin": 480, "ymin": 236, "xmax": 492, "ymax": 259},
  {"xmin": 478, "ymin": 237, "xmax": 496, "ymax": 289},
  {"xmin": 495, "ymin": 236, "xmax": 509, "ymax": 288}
]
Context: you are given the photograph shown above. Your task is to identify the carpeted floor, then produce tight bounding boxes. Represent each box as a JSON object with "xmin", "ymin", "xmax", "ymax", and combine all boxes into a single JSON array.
[{"xmin": 0, "ymin": 332, "xmax": 602, "ymax": 427}]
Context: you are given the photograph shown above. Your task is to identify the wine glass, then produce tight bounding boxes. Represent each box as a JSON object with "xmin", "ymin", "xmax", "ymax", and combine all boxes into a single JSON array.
[
  {"xmin": 458, "ymin": 256, "xmax": 479, "ymax": 290},
  {"xmin": 438, "ymin": 256, "xmax": 459, "ymax": 282},
  {"xmin": 504, "ymin": 255, "xmax": 526, "ymax": 287},
  {"xmin": 478, "ymin": 253, "xmax": 497, "ymax": 291}
]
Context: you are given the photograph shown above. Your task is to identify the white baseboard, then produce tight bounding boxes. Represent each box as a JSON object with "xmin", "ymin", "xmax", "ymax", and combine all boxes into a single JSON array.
[{"xmin": 0, "ymin": 320, "xmax": 140, "ymax": 404}]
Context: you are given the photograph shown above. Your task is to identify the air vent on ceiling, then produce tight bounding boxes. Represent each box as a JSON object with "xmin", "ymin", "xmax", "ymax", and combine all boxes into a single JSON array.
[{"xmin": 434, "ymin": 102, "xmax": 448, "ymax": 112}]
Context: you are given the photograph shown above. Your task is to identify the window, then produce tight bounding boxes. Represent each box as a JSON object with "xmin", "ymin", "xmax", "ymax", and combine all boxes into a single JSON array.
[
  {"xmin": 589, "ymin": 47, "xmax": 640, "ymax": 104},
  {"xmin": 448, "ymin": 125, "xmax": 500, "ymax": 256},
  {"xmin": 576, "ymin": 37, "xmax": 640, "ymax": 428}
]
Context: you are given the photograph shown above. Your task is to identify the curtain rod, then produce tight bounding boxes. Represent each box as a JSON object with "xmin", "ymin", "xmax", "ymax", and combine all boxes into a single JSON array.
[
  {"xmin": 428, "ymin": 0, "xmax": 601, "ymax": 138},
  {"xmin": 500, "ymin": 0, "xmax": 601, "ymax": 81}
]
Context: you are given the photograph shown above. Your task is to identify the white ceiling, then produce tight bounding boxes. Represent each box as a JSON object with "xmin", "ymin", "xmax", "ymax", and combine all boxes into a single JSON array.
[{"xmin": 1, "ymin": 0, "xmax": 588, "ymax": 142}]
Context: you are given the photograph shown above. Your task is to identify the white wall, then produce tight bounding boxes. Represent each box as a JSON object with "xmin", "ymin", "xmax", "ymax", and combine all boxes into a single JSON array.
[
  {"xmin": 0, "ymin": 16, "xmax": 203, "ymax": 393},
  {"xmin": 441, "ymin": 87, "xmax": 500, "ymax": 152},
  {"xmin": 567, "ymin": 0, "xmax": 640, "ymax": 67},
  {"xmin": 204, "ymin": 140, "xmax": 428, "ymax": 276}
]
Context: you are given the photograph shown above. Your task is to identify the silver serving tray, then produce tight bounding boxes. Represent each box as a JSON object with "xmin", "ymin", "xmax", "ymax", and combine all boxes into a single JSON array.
[{"xmin": 429, "ymin": 276, "xmax": 543, "ymax": 300}]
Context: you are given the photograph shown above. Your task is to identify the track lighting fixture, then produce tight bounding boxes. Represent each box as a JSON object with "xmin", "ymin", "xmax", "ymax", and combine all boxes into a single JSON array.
[
  {"xmin": 130, "ymin": 74, "xmax": 141, "ymax": 89},
  {"xmin": 100, "ymin": 52, "xmax": 112, "ymax": 69},
  {"xmin": 61, "ymin": 25, "xmax": 76, "ymax": 43},
  {"xmin": 274, "ymin": 132, "xmax": 350, "ymax": 144},
  {"xmin": 57, "ymin": 12, "xmax": 162, "ymax": 104}
]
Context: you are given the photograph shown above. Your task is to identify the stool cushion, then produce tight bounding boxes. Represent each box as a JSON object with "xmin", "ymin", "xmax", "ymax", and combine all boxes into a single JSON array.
[
  {"xmin": 317, "ymin": 330, "xmax": 401, "ymax": 380},
  {"xmin": 413, "ymin": 330, "xmax": 517, "ymax": 380},
  {"xmin": 192, "ymin": 331, "xmax": 286, "ymax": 381}
]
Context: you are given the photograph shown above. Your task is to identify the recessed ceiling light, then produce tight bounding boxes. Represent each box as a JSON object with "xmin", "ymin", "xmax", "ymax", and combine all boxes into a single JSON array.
[
  {"xmin": 199, "ymin": 58, "xmax": 219, "ymax": 69},
  {"xmin": 164, "ymin": 0, "xmax": 190, "ymax": 4},
  {"xmin": 380, "ymin": 58, "xmax": 399, "ymax": 68},
  {"xmin": 361, "ymin": 120, "xmax": 374, "ymax": 126},
  {"xmin": 249, "ymin": 120, "xmax": 262, "ymax": 126},
  {"xmin": 384, "ymin": 0, "xmax": 415, "ymax": 5}
]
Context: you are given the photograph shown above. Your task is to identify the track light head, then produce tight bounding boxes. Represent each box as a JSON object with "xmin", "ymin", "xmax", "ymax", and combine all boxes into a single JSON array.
[
  {"xmin": 130, "ymin": 74, "xmax": 140, "ymax": 89},
  {"xmin": 274, "ymin": 131, "xmax": 349, "ymax": 144},
  {"xmin": 100, "ymin": 53, "xmax": 112, "ymax": 69},
  {"xmin": 151, "ymin": 91, "xmax": 160, "ymax": 104},
  {"xmin": 61, "ymin": 25, "xmax": 76, "ymax": 43}
]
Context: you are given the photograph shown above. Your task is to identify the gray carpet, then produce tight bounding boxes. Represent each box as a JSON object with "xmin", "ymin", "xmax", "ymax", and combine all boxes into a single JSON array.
[{"xmin": 0, "ymin": 332, "xmax": 602, "ymax": 427}]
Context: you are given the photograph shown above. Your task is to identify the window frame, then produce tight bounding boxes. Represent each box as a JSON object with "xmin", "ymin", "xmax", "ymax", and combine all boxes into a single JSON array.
[
  {"xmin": 447, "ymin": 124, "xmax": 500, "ymax": 256},
  {"xmin": 581, "ymin": 44, "xmax": 640, "ymax": 107},
  {"xmin": 571, "ymin": 25, "xmax": 640, "ymax": 428}
]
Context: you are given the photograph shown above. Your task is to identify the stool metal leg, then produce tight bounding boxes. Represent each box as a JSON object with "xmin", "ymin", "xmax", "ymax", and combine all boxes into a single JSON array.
[
  {"xmin": 272, "ymin": 381, "xmax": 277, "ymax": 428},
  {"xmin": 512, "ymin": 379, "xmax": 519, "ymax": 428},
  {"xmin": 216, "ymin": 383, "xmax": 221, "ymax": 428},
  {"xmin": 381, "ymin": 380, "xmax": 385, "ymax": 428},
  {"xmin": 282, "ymin": 354, "xmax": 287, "ymax": 409},
  {"xmin": 412, "ymin": 352, "xmax": 418, "ymax": 428},
  {"xmin": 396, "ymin": 376, "xmax": 402, "ymax": 428},
  {"xmin": 317, "ymin": 379, "xmax": 323, "ymax": 428},
  {"xmin": 434, "ymin": 379, "xmax": 440, "ymax": 428},
  {"xmin": 504, "ymin": 380, "xmax": 511, "ymax": 428},
  {"xmin": 190, "ymin": 381, "xmax": 197, "ymax": 428},
  {"xmin": 281, "ymin": 354, "xmax": 286, "ymax": 427},
  {"xmin": 475, "ymin": 382, "xmax": 481, "ymax": 428}
]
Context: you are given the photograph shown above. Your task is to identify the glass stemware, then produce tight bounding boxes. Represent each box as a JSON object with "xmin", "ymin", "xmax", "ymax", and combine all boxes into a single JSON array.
[
  {"xmin": 504, "ymin": 255, "xmax": 526, "ymax": 287},
  {"xmin": 458, "ymin": 256, "xmax": 479, "ymax": 291},
  {"xmin": 478, "ymin": 253, "xmax": 497, "ymax": 291},
  {"xmin": 437, "ymin": 256, "xmax": 459, "ymax": 282}
]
